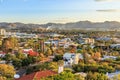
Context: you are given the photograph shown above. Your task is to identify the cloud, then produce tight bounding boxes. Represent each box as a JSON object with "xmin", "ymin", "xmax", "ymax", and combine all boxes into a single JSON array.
[
  {"xmin": 95, "ymin": 0, "xmax": 120, "ymax": 2},
  {"xmin": 96, "ymin": 9, "xmax": 119, "ymax": 12}
]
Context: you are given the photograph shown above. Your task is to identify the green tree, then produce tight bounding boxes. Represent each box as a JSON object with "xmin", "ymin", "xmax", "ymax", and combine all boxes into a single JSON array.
[
  {"xmin": 45, "ymin": 48, "xmax": 52, "ymax": 56},
  {"xmin": 12, "ymin": 58, "xmax": 22, "ymax": 69},
  {"xmin": 53, "ymin": 55, "xmax": 63, "ymax": 62},
  {"xmin": 85, "ymin": 72, "xmax": 108, "ymax": 80},
  {"xmin": 22, "ymin": 56, "xmax": 35, "ymax": 67},
  {"xmin": 42, "ymin": 71, "xmax": 84, "ymax": 80},
  {"xmin": 111, "ymin": 74, "xmax": 120, "ymax": 80},
  {"xmin": 0, "ymin": 64, "xmax": 15, "ymax": 79},
  {"xmin": 48, "ymin": 62, "xmax": 58, "ymax": 72},
  {"xmin": 16, "ymin": 53, "xmax": 26, "ymax": 60},
  {"xmin": 3, "ymin": 53, "xmax": 15, "ymax": 63}
]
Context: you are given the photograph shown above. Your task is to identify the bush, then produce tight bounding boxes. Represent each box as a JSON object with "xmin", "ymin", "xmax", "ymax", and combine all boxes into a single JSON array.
[
  {"xmin": 53, "ymin": 55, "xmax": 63, "ymax": 62},
  {"xmin": 72, "ymin": 63, "xmax": 84, "ymax": 72},
  {"xmin": 85, "ymin": 72, "xmax": 108, "ymax": 80},
  {"xmin": 72, "ymin": 63, "xmax": 115, "ymax": 73}
]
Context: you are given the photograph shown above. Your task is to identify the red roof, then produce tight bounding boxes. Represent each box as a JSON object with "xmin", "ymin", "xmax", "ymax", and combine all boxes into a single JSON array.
[
  {"xmin": 16, "ymin": 70, "xmax": 57, "ymax": 80},
  {"xmin": 0, "ymin": 51, "xmax": 6, "ymax": 54},
  {"xmin": 28, "ymin": 50, "xmax": 38, "ymax": 56}
]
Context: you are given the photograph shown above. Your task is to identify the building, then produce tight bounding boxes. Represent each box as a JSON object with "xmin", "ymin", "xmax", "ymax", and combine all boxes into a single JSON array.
[
  {"xmin": 110, "ymin": 44, "xmax": 120, "ymax": 49},
  {"xmin": 63, "ymin": 53, "xmax": 83, "ymax": 66},
  {"xmin": 22, "ymin": 49, "xmax": 38, "ymax": 57},
  {"xmin": 0, "ymin": 51, "xmax": 6, "ymax": 57},
  {"xmin": 79, "ymin": 38, "xmax": 95, "ymax": 44},
  {"xmin": 5, "ymin": 32, "xmax": 38, "ymax": 38},
  {"xmin": 0, "ymin": 28, "xmax": 6, "ymax": 35},
  {"xmin": 59, "ymin": 38, "xmax": 72, "ymax": 47},
  {"xmin": 15, "ymin": 70, "xmax": 57, "ymax": 80}
]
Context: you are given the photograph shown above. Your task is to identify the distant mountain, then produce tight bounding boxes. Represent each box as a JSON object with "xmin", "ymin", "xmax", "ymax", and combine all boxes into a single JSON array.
[
  {"xmin": 44, "ymin": 21, "xmax": 120, "ymax": 31},
  {"xmin": 0, "ymin": 21, "xmax": 120, "ymax": 31},
  {"xmin": 0, "ymin": 22, "xmax": 46, "ymax": 32}
]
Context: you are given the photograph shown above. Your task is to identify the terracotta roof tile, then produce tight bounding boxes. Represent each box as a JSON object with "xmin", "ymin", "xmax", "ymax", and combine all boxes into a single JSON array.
[{"xmin": 16, "ymin": 70, "xmax": 57, "ymax": 80}]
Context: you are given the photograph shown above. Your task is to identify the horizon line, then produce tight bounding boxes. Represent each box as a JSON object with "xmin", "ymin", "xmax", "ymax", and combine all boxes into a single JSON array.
[{"xmin": 0, "ymin": 20, "xmax": 119, "ymax": 24}]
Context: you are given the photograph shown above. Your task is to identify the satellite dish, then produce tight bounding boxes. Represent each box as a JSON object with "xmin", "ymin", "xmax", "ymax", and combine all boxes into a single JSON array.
[{"xmin": 14, "ymin": 74, "xmax": 20, "ymax": 79}]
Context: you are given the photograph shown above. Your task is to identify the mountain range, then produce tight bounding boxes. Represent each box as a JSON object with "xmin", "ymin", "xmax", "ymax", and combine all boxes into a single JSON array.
[{"xmin": 0, "ymin": 21, "xmax": 120, "ymax": 31}]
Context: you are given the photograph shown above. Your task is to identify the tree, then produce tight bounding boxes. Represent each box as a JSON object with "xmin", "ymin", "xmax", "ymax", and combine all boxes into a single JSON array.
[
  {"xmin": 22, "ymin": 56, "xmax": 36, "ymax": 67},
  {"xmin": 0, "ymin": 76, "xmax": 6, "ymax": 80},
  {"xmin": 48, "ymin": 62, "xmax": 58, "ymax": 71},
  {"xmin": 111, "ymin": 74, "xmax": 120, "ymax": 80},
  {"xmin": 55, "ymin": 47, "xmax": 65, "ymax": 55},
  {"xmin": 83, "ymin": 53, "xmax": 91, "ymax": 64},
  {"xmin": 26, "ymin": 39, "xmax": 34, "ymax": 48},
  {"xmin": 16, "ymin": 53, "xmax": 26, "ymax": 60},
  {"xmin": 58, "ymin": 60, "xmax": 64, "ymax": 67},
  {"xmin": 41, "ymin": 71, "xmax": 85, "ymax": 80},
  {"xmin": 53, "ymin": 55, "xmax": 63, "ymax": 62},
  {"xmin": 45, "ymin": 48, "xmax": 52, "ymax": 56},
  {"xmin": 2, "ymin": 37, "xmax": 18, "ymax": 53},
  {"xmin": 0, "ymin": 64, "xmax": 15, "ymax": 79},
  {"xmin": 93, "ymin": 52, "xmax": 101, "ymax": 61},
  {"xmin": 85, "ymin": 72, "xmax": 108, "ymax": 80},
  {"xmin": 12, "ymin": 58, "xmax": 22, "ymax": 69},
  {"xmin": 3, "ymin": 53, "xmax": 15, "ymax": 63}
]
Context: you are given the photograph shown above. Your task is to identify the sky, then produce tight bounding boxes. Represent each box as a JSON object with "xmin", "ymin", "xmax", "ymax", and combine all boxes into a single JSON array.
[{"xmin": 0, "ymin": 0, "xmax": 120, "ymax": 24}]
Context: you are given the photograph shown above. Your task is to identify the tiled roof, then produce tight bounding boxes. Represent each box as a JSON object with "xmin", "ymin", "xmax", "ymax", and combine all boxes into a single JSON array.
[
  {"xmin": 28, "ymin": 50, "xmax": 38, "ymax": 56},
  {"xmin": 16, "ymin": 70, "xmax": 57, "ymax": 80}
]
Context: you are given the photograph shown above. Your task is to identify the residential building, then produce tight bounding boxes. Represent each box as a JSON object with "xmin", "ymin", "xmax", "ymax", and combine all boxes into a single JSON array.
[
  {"xmin": 79, "ymin": 38, "xmax": 95, "ymax": 44},
  {"xmin": 0, "ymin": 28, "xmax": 6, "ymax": 35},
  {"xmin": 15, "ymin": 70, "xmax": 57, "ymax": 80}
]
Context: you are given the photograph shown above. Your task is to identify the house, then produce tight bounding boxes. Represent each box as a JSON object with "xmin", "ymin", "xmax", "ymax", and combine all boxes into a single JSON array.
[
  {"xmin": 63, "ymin": 53, "xmax": 83, "ymax": 66},
  {"xmin": 101, "ymin": 55, "xmax": 117, "ymax": 60},
  {"xmin": 96, "ymin": 37, "xmax": 111, "ymax": 41},
  {"xmin": 44, "ymin": 38, "xmax": 73, "ymax": 48},
  {"xmin": 49, "ymin": 33, "xmax": 63, "ymax": 37},
  {"xmin": 59, "ymin": 38, "xmax": 72, "ymax": 47},
  {"xmin": 110, "ymin": 44, "xmax": 120, "ymax": 49},
  {"xmin": 28, "ymin": 50, "xmax": 38, "ymax": 56},
  {"xmin": 106, "ymin": 71, "xmax": 120, "ymax": 79},
  {"xmin": 0, "ymin": 51, "xmax": 6, "ymax": 57},
  {"xmin": 79, "ymin": 38, "xmax": 95, "ymax": 45},
  {"xmin": 22, "ymin": 49, "xmax": 38, "ymax": 57},
  {"xmin": 44, "ymin": 40, "xmax": 59, "ymax": 47},
  {"xmin": 5, "ymin": 32, "xmax": 38, "ymax": 38},
  {"xmin": 0, "ymin": 28, "xmax": 6, "ymax": 35},
  {"xmin": 112, "ymin": 38, "xmax": 120, "ymax": 43},
  {"xmin": 15, "ymin": 70, "xmax": 57, "ymax": 80}
]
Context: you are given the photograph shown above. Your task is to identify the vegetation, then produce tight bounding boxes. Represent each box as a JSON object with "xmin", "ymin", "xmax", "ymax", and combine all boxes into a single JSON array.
[
  {"xmin": 0, "ymin": 30, "xmax": 120, "ymax": 79},
  {"xmin": 72, "ymin": 63, "xmax": 115, "ymax": 73},
  {"xmin": 85, "ymin": 72, "xmax": 108, "ymax": 80},
  {"xmin": 0, "ymin": 64, "xmax": 15, "ymax": 80},
  {"xmin": 41, "ymin": 71, "xmax": 84, "ymax": 80},
  {"xmin": 26, "ymin": 62, "xmax": 58, "ymax": 74}
]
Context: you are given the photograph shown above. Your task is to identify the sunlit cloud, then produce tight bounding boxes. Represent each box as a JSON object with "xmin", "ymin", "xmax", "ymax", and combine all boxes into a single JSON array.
[{"xmin": 96, "ymin": 9, "xmax": 119, "ymax": 12}]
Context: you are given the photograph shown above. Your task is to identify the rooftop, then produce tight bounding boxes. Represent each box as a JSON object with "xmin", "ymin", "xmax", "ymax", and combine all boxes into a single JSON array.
[{"xmin": 16, "ymin": 70, "xmax": 57, "ymax": 80}]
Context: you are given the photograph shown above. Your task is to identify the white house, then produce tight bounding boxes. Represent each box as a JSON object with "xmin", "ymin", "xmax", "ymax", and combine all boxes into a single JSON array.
[
  {"xmin": 63, "ymin": 53, "xmax": 83, "ymax": 66},
  {"xmin": 0, "ymin": 28, "xmax": 6, "ymax": 35}
]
